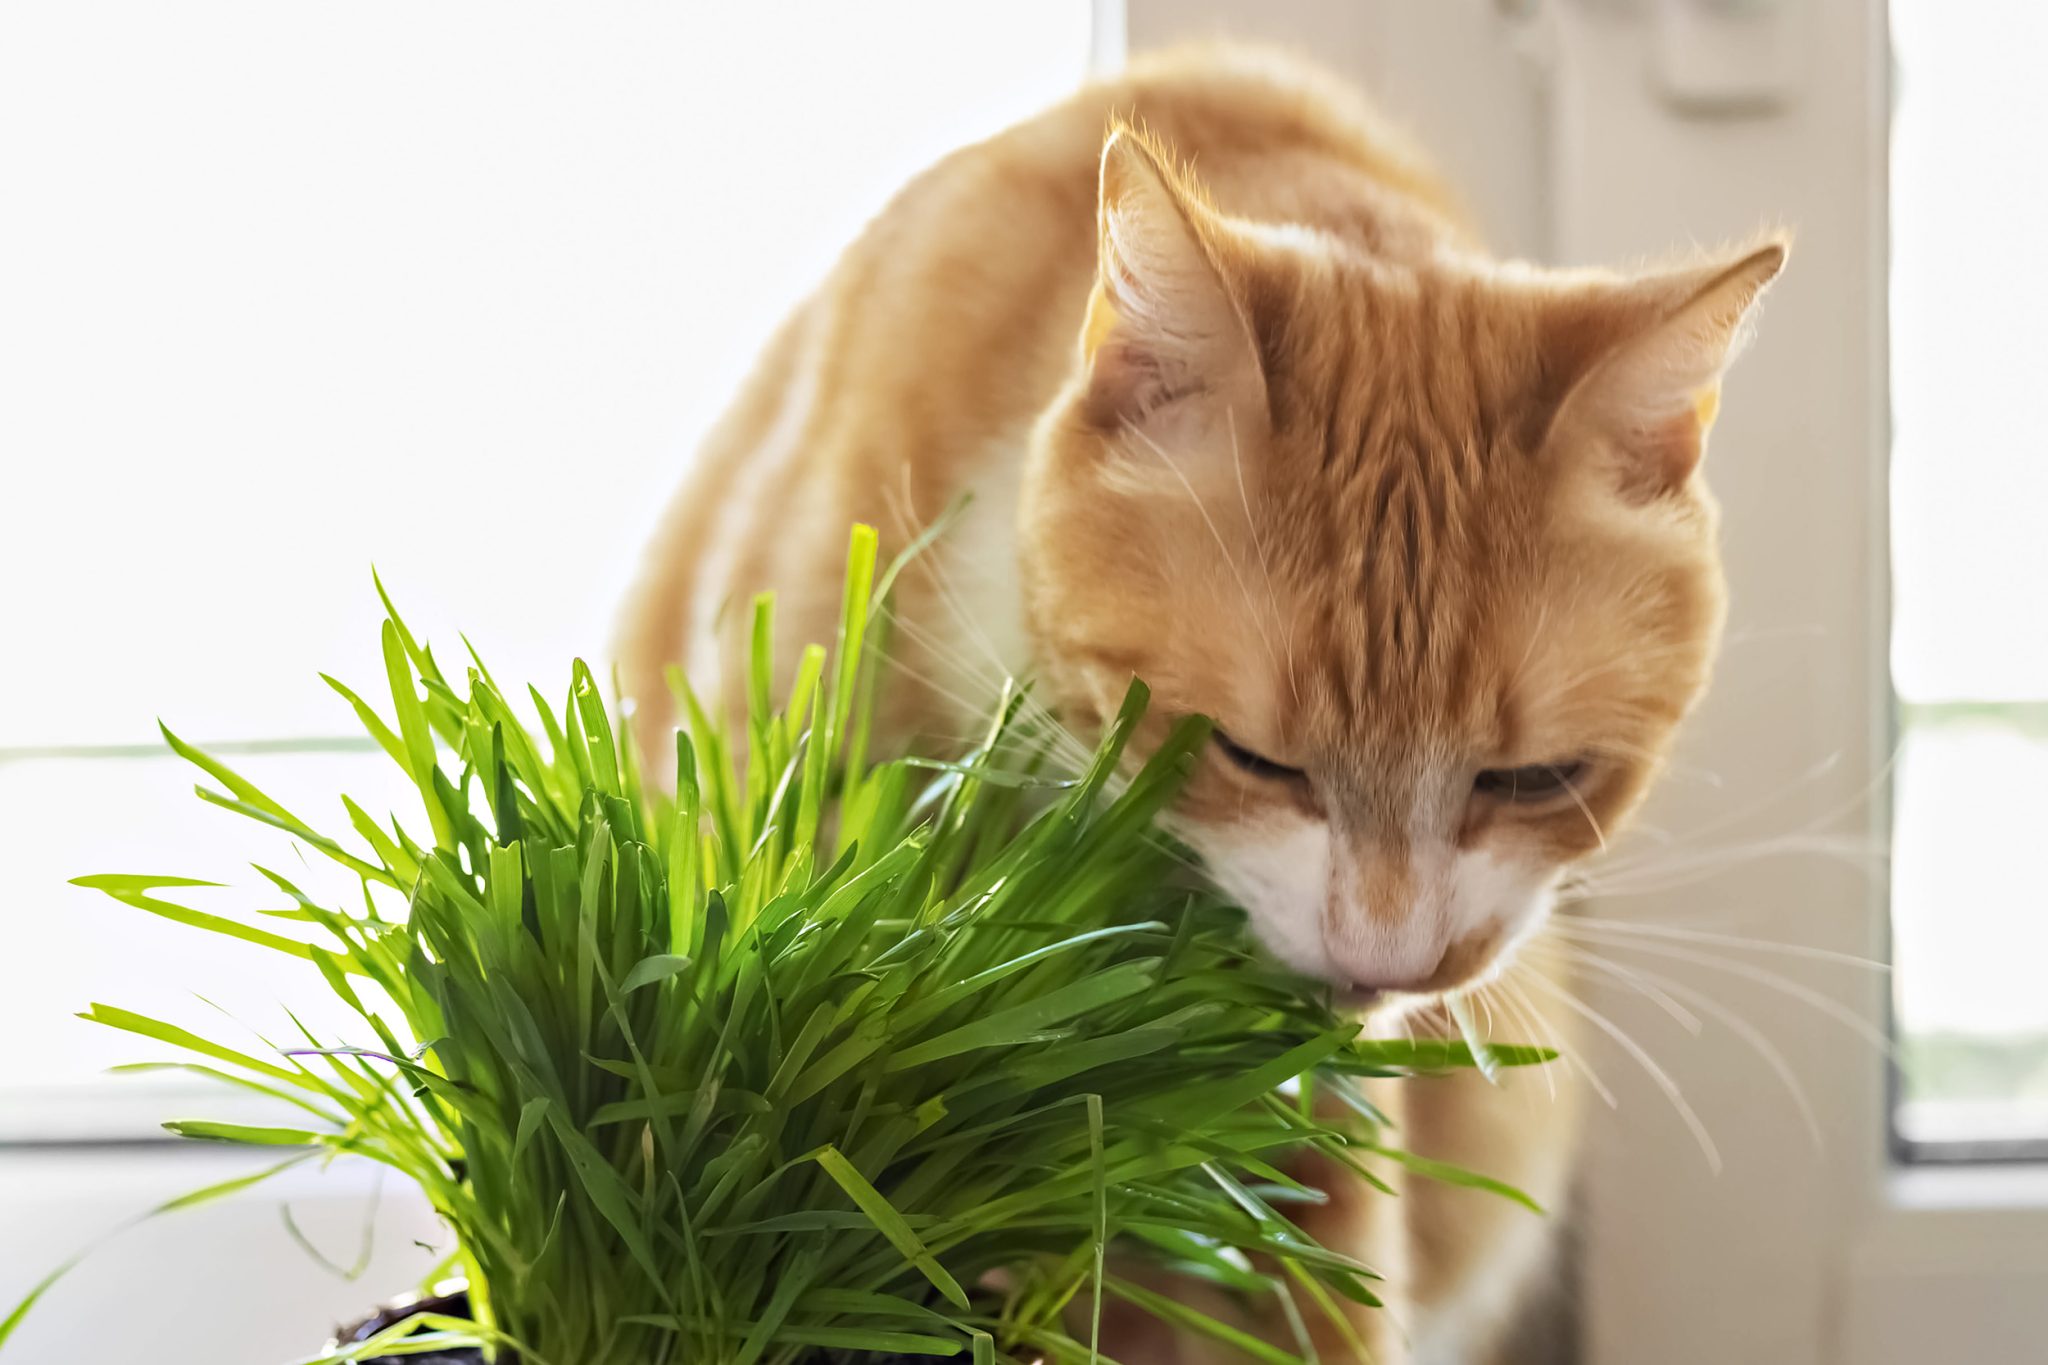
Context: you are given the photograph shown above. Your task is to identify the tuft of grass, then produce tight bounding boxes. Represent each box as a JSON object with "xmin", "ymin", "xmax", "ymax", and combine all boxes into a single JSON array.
[{"xmin": 7, "ymin": 525, "xmax": 1542, "ymax": 1365}]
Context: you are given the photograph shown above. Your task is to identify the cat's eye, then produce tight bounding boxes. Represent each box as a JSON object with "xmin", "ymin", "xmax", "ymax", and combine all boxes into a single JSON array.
[
  {"xmin": 1212, "ymin": 729, "xmax": 1304, "ymax": 783},
  {"xmin": 1473, "ymin": 759, "xmax": 1589, "ymax": 803}
]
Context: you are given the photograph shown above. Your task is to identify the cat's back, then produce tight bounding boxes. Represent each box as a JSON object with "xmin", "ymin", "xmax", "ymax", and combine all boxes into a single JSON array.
[
  {"xmin": 618, "ymin": 47, "xmax": 1468, "ymax": 758},
  {"xmin": 866, "ymin": 46, "xmax": 1470, "ymax": 289}
]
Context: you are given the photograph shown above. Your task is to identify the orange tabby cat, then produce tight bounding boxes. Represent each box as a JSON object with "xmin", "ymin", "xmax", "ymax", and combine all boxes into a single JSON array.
[{"xmin": 618, "ymin": 45, "xmax": 1782, "ymax": 1365}]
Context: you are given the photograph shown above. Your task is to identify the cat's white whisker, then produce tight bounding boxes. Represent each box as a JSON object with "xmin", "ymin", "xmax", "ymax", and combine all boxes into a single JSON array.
[
  {"xmin": 1534, "ymin": 940, "xmax": 1702, "ymax": 1035},
  {"xmin": 1503, "ymin": 978, "xmax": 1568, "ymax": 1105},
  {"xmin": 1133, "ymin": 810, "xmax": 1220, "ymax": 882},
  {"xmin": 884, "ymin": 608, "xmax": 1007, "ymax": 698},
  {"xmin": 880, "ymin": 471, "xmax": 1053, "ymax": 707},
  {"xmin": 1521, "ymin": 967, "xmax": 1722, "ymax": 1172},
  {"xmin": 1556, "ymin": 914, "xmax": 1889, "ymax": 973},
  {"xmin": 1124, "ymin": 424, "xmax": 1285, "ymax": 681},
  {"xmin": 878, "ymin": 472, "xmax": 1105, "ymax": 773},
  {"xmin": 1547, "ymin": 924, "xmax": 1897, "ymax": 1062},
  {"xmin": 867, "ymin": 641, "xmax": 1100, "ymax": 777},
  {"xmin": 1477, "ymin": 982, "xmax": 1542, "ymax": 1108},
  {"xmin": 869, "ymin": 648, "xmax": 1003, "ymax": 733},
  {"xmin": 878, "ymin": 595, "xmax": 1099, "ymax": 775},
  {"xmin": 1228, "ymin": 406, "xmax": 1302, "ymax": 709},
  {"xmin": 1499, "ymin": 962, "xmax": 1610, "ymax": 1109},
  {"xmin": 1575, "ymin": 831, "xmax": 1887, "ymax": 899},
  {"xmin": 1535, "ymin": 637, "xmax": 1715, "ymax": 700},
  {"xmin": 1579, "ymin": 732, "xmax": 1707, "ymax": 772},
  {"xmin": 1502, "ymin": 601, "xmax": 1550, "ymax": 706},
  {"xmin": 1587, "ymin": 742, "xmax": 1895, "ymax": 888},
  {"xmin": 1544, "ymin": 940, "xmax": 1826, "ymax": 1152},
  {"xmin": 1556, "ymin": 769, "xmax": 1608, "ymax": 853},
  {"xmin": 1474, "ymin": 979, "xmax": 1554, "ymax": 1113}
]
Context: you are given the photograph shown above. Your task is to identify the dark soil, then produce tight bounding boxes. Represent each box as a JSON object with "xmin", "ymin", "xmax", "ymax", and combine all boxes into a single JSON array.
[
  {"xmin": 338, "ymin": 1289, "xmax": 934, "ymax": 1364},
  {"xmin": 338, "ymin": 1289, "xmax": 488, "ymax": 1365}
]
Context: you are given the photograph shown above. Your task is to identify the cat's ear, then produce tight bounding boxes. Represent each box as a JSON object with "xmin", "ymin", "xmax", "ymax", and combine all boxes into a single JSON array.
[
  {"xmin": 1548, "ymin": 239, "xmax": 1788, "ymax": 500},
  {"xmin": 1080, "ymin": 126, "xmax": 1266, "ymax": 434}
]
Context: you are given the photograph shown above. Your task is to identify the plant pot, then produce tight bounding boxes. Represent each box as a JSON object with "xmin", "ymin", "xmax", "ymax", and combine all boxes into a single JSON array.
[
  {"xmin": 335, "ymin": 1288, "xmax": 937, "ymax": 1365},
  {"xmin": 335, "ymin": 1288, "xmax": 488, "ymax": 1365}
]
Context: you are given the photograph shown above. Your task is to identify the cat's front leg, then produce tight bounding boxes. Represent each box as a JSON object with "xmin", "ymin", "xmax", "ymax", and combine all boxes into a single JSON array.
[{"xmin": 1089, "ymin": 1256, "xmax": 1411, "ymax": 1365}]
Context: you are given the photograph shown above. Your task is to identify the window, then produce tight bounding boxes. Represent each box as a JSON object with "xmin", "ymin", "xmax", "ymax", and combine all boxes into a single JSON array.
[
  {"xmin": 1888, "ymin": 0, "xmax": 2048, "ymax": 1160},
  {"xmin": 0, "ymin": 0, "xmax": 1094, "ymax": 1142}
]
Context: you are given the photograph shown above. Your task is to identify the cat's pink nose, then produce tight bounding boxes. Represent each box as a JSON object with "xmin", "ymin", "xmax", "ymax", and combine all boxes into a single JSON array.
[
  {"xmin": 1322, "ymin": 923, "xmax": 1448, "ymax": 997},
  {"xmin": 1336, "ymin": 925, "xmax": 1507, "ymax": 999},
  {"xmin": 1323, "ymin": 856, "xmax": 1449, "ymax": 993}
]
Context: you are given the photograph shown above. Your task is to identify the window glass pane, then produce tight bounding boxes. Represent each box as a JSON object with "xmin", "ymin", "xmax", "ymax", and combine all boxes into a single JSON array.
[
  {"xmin": 1890, "ymin": 0, "xmax": 2048, "ymax": 1154},
  {"xmin": 1889, "ymin": 1, "xmax": 2048, "ymax": 703},
  {"xmin": 0, "ymin": 0, "xmax": 1093, "ymax": 747},
  {"xmin": 1891, "ymin": 719, "xmax": 2048, "ymax": 1148}
]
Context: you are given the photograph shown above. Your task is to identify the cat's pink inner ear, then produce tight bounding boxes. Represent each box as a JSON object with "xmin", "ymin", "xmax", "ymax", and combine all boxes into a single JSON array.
[
  {"xmin": 1082, "ymin": 129, "xmax": 1264, "ymax": 430},
  {"xmin": 1554, "ymin": 239, "xmax": 1788, "ymax": 499}
]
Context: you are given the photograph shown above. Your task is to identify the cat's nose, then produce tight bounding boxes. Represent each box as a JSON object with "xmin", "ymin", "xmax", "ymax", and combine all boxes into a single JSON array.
[
  {"xmin": 1322, "ymin": 845, "xmax": 1451, "ymax": 991},
  {"xmin": 1320, "ymin": 917, "xmax": 1448, "ymax": 995},
  {"xmin": 1335, "ymin": 924, "xmax": 1506, "ymax": 998}
]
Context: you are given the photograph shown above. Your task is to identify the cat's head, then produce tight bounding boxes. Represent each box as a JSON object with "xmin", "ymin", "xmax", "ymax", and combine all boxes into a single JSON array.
[{"xmin": 1019, "ymin": 127, "xmax": 1785, "ymax": 1003}]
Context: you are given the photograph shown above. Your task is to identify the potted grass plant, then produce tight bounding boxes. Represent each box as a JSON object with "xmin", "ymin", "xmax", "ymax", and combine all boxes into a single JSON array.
[{"xmin": 2, "ymin": 526, "xmax": 1542, "ymax": 1365}]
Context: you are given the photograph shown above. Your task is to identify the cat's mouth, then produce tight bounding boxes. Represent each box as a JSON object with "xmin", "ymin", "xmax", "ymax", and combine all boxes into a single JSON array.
[
  {"xmin": 1334, "ymin": 984, "xmax": 1470, "ymax": 1025},
  {"xmin": 1331, "ymin": 984, "xmax": 1385, "ymax": 1013},
  {"xmin": 1309, "ymin": 950, "xmax": 1496, "ymax": 1018}
]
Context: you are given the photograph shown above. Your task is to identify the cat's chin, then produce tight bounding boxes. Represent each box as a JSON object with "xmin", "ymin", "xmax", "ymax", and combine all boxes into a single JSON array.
[
  {"xmin": 1343, "ymin": 987, "xmax": 1438, "ymax": 1028},
  {"xmin": 1335, "ymin": 973, "xmax": 1512, "ymax": 1030},
  {"xmin": 1328, "ymin": 984, "xmax": 1385, "ymax": 1015},
  {"xmin": 1346, "ymin": 989, "xmax": 1489, "ymax": 1045},
  {"xmin": 1319, "ymin": 976, "xmax": 1437, "ymax": 1025}
]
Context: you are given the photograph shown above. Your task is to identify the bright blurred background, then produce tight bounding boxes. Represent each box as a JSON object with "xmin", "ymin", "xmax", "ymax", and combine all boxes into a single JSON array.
[
  {"xmin": 0, "ymin": 2, "xmax": 2039, "ymax": 1363},
  {"xmin": 0, "ymin": 0, "xmax": 1094, "ymax": 1130}
]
